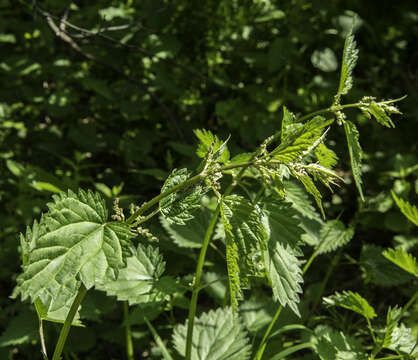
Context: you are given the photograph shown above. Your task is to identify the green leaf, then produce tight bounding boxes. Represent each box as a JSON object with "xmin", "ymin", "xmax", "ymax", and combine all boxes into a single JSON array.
[
  {"xmin": 97, "ymin": 244, "xmax": 165, "ymax": 305},
  {"xmin": 172, "ymin": 307, "xmax": 251, "ymax": 360},
  {"xmin": 281, "ymin": 106, "xmax": 295, "ymax": 141},
  {"xmin": 220, "ymin": 195, "xmax": 266, "ymax": 311},
  {"xmin": 13, "ymin": 189, "xmax": 133, "ymax": 315},
  {"xmin": 261, "ymin": 200, "xmax": 304, "ymax": 316},
  {"xmin": 240, "ymin": 296, "xmax": 274, "ymax": 333},
  {"xmin": 391, "ymin": 192, "xmax": 418, "ymax": 226},
  {"xmin": 271, "ymin": 116, "xmax": 333, "ymax": 164},
  {"xmin": 360, "ymin": 244, "xmax": 415, "ymax": 286},
  {"xmin": 160, "ymin": 168, "xmax": 205, "ymax": 225},
  {"xmin": 382, "ymin": 248, "xmax": 418, "ymax": 277},
  {"xmin": 386, "ymin": 324, "xmax": 418, "ymax": 355},
  {"xmin": 311, "ymin": 325, "xmax": 366, "ymax": 360},
  {"xmin": 194, "ymin": 129, "xmax": 230, "ymax": 164},
  {"xmin": 343, "ymin": 121, "xmax": 364, "ymax": 201},
  {"xmin": 323, "ymin": 291, "xmax": 376, "ymax": 319},
  {"xmin": 292, "ymin": 170, "xmax": 325, "ymax": 218},
  {"xmin": 160, "ymin": 207, "xmax": 212, "ymax": 248},
  {"xmin": 315, "ymin": 143, "xmax": 338, "ymax": 169},
  {"xmin": 316, "ymin": 220, "xmax": 354, "ymax": 255},
  {"xmin": 382, "ymin": 306, "xmax": 402, "ymax": 348},
  {"xmin": 337, "ymin": 24, "xmax": 358, "ymax": 96},
  {"xmin": 284, "ymin": 181, "xmax": 322, "ymax": 222},
  {"xmin": 303, "ymin": 163, "xmax": 343, "ymax": 190},
  {"xmin": 0, "ymin": 310, "xmax": 38, "ymax": 347}
]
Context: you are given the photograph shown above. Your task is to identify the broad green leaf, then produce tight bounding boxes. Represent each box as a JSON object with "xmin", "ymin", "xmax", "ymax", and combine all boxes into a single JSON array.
[
  {"xmin": 315, "ymin": 143, "xmax": 338, "ymax": 169},
  {"xmin": 323, "ymin": 291, "xmax": 376, "ymax": 319},
  {"xmin": 386, "ymin": 324, "xmax": 418, "ymax": 355},
  {"xmin": 172, "ymin": 307, "xmax": 251, "ymax": 360},
  {"xmin": 97, "ymin": 244, "xmax": 165, "ymax": 305},
  {"xmin": 261, "ymin": 200, "xmax": 304, "ymax": 316},
  {"xmin": 316, "ymin": 220, "xmax": 354, "ymax": 255},
  {"xmin": 0, "ymin": 310, "xmax": 38, "ymax": 347},
  {"xmin": 160, "ymin": 207, "xmax": 212, "ymax": 248},
  {"xmin": 13, "ymin": 189, "xmax": 133, "ymax": 315},
  {"xmin": 194, "ymin": 128, "xmax": 230, "ymax": 164},
  {"xmin": 310, "ymin": 325, "xmax": 366, "ymax": 360},
  {"xmin": 159, "ymin": 168, "xmax": 205, "ymax": 225},
  {"xmin": 240, "ymin": 296, "xmax": 275, "ymax": 333},
  {"xmin": 360, "ymin": 244, "xmax": 415, "ymax": 286},
  {"xmin": 220, "ymin": 195, "xmax": 266, "ymax": 311},
  {"xmin": 382, "ymin": 248, "xmax": 418, "ymax": 277},
  {"xmin": 391, "ymin": 192, "xmax": 418, "ymax": 226},
  {"xmin": 343, "ymin": 121, "xmax": 364, "ymax": 201},
  {"xmin": 336, "ymin": 25, "xmax": 358, "ymax": 96},
  {"xmin": 264, "ymin": 241, "xmax": 303, "ymax": 317},
  {"xmin": 271, "ymin": 116, "xmax": 333, "ymax": 164}
]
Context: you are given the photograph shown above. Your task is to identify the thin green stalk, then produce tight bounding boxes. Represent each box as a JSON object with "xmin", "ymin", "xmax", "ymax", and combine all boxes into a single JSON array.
[
  {"xmin": 269, "ymin": 342, "xmax": 314, "ymax": 360},
  {"xmin": 402, "ymin": 290, "xmax": 418, "ymax": 315},
  {"xmin": 374, "ymin": 356, "xmax": 409, "ymax": 360},
  {"xmin": 366, "ymin": 317, "xmax": 377, "ymax": 344},
  {"xmin": 123, "ymin": 302, "xmax": 134, "ymax": 360},
  {"xmin": 254, "ymin": 306, "xmax": 283, "ymax": 360},
  {"xmin": 143, "ymin": 316, "xmax": 173, "ymax": 360},
  {"xmin": 52, "ymin": 284, "xmax": 87, "ymax": 360},
  {"xmin": 302, "ymin": 249, "xmax": 319, "ymax": 275},
  {"xmin": 185, "ymin": 205, "xmax": 221, "ymax": 360}
]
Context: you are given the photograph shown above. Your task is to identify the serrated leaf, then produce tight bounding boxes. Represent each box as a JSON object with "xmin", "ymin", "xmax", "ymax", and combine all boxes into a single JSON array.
[
  {"xmin": 220, "ymin": 195, "xmax": 266, "ymax": 311},
  {"xmin": 284, "ymin": 181, "xmax": 322, "ymax": 222},
  {"xmin": 315, "ymin": 143, "xmax": 338, "ymax": 168},
  {"xmin": 303, "ymin": 163, "xmax": 343, "ymax": 190},
  {"xmin": 337, "ymin": 25, "xmax": 358, "ymax": 96},
  {"xmin": 264, "ymin": 241, "xmax": 303, "ymax": 317},
  {"xmin": 382, "ymin": 306, "xmax": 402, "ymax": 348},
  {"xmin": 343, "ymin": 121, "xmax": 364, "ymax": 201},
  {"xmin": 367, "ymin": 102, "xmax": 395, "ymax": 128},
  {"xmin": 392, "ymin": 192, "xmax": 418, "ymax": 227},
  {"xmin": 172, "ymin": 307, "xmax": 251, "ymax": 360},
  {"xmin": 316, "ymin": 220, "xmax": 354, "ymax": 254},
  {"xmin": 194, "ymin": 128, "xmax": 230, "ymax": 163},
  {"xmin": 271, "ymin": 116, "xmax": 334, "ymax": 164},
  {"xmin": 160, "ymin": 207, "xmax": 212, "ymax": 248},
  {"xmin": 386, "ymin": 324, "xmax": 418, "ymax": 355},
  {"xmin": 160, "ymin": 168, "xmax": 205, "ymax": 225},
  {"xmin": 382, "ymin": 248, "xmax": 418, "ymax": 277},
  {"xmin": 281, "ymin": 106, "xmax": 295, "ymax": 141},
  {"xmin": 292, "ymin": 170, "xmax": 325, "ymax": 218},
  {"xmin": 360, "ymin": 244, "xmax": 415, "ymax": 286},
  {"xmin": 13, "ymin": 189, "xmax": 133, "ymax": 315},
  {"xmin": 98, "ymin": 244, "xmax": 165, "ymax": 305},
  {"xmin": 311, "ymin": 325, "xmax": 366, "ymax": 360},
  {"xmin": 323, "ymin": 291, "xmax": 376, "ymax": 319}
]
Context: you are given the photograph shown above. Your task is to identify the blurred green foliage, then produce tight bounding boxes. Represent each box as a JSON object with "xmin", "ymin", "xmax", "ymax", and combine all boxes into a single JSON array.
[{"xmin": 0, "ymin": 0, "xmax": 417, "ymax": 358}]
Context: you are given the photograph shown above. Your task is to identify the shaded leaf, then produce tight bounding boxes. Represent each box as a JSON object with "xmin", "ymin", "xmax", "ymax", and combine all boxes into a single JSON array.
[
  {"xmin": 391, "ymin": 192, "xmax": 418, "ymax": 226},
  {"xmin": 172, "ymin": 307, "xmax": 251, "ymax": 360},
  {"xmin": 317, "ymin": 220, "xmax": 354, "ymax": 255},
  {"xmin": 323, "ymin": 291, "xmax": 376, "ymax": 319}
]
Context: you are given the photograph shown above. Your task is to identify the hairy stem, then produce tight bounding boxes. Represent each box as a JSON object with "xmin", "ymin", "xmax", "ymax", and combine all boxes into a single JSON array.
[
  {"xmin": 123, "ymin": 302, "xmax": 134, "ymax": 360},
  {"xmin": 52, "ymin": 284, "xmax": 87, "ymax": 360}
]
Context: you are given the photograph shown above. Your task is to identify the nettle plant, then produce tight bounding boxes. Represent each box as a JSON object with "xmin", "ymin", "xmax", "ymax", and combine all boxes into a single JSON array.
[{"xmin": 13, "ymin": 28, "xmax": 417, "ymax": 360}]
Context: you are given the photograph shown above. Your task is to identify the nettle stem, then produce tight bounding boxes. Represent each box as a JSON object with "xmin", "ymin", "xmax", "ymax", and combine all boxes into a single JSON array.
[
  {"xmin": 123, "ymin": 302, "xmax": 134, "ymax": 360},
  {"xmin": 52, "ymin": 284, "xmax": 87, "ymax": 360}
]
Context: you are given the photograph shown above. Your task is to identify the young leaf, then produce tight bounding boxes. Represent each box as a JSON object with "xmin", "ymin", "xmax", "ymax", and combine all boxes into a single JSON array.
[
  {"xmin": 315, "ymin": 143, "xmax": 338, "ymax": 169},
  {"xmin": 386, "ymin": 324, "xmax": 418, "ymax": 356},
  {"xmin": 343, "ymin": 120, "xmax": 364, "ymax": 200},
  {"xmin": 261, "ymin": 200, "xmax": 304, "ymax": 316},
  {"xmin": 160, "ymin": 207, "xmax": 211, "ymax": 248},
  {"xmin": 382, "ymin": 248, "xmax": 418, "ymax": 277},
  {"xmin": 281, "ymin": 106, "xmax": 295, "ymax": 141},
  {"xmin": 323, "ymin": 291, "xmax": 377, "ymax": 319},
  {"xmin": 360, "ymin": 244, "xmax": 415, "ymax": 286},
  {"xmin": 13, "ymin": 189, "xmax": 133, "ymax": 314},
  {"xmin": 316, "ymin": 220, "xmax": 354, "ymax": 255},
  {"xmin": 391, "ymin": 192, "xmax": 418, "ymax": 227},
  {"xmin": 220, "ymin": 195, "xmax": 266, "ymax": 311},
  {"xmin": 194, "ymin": 128, "xmax": 230, "ymax": 164},
  {"xmin": 159, "ymin": 168, "xmax": 205, "ymax": 225},
  {"xmin": 172, "ymin": 307, "xmax": 251, "ymax": 360},
  {"xmin": 381, "ymin": 306, "xmax": 402, "ymax": 349},
  {"xmin": 310, "ymin": 325, "xmax": 366, "ymax": 360},
  {"xmin": 336, "ymin": 24, "xmax": 358, "ymax": 97},
  {"xmin": 271, "ymin": 116, "xmax": 333, "ymax": 164},
  {"xmin": 97, "ymin": 244, "xmax": 165, "ymax": 305}
]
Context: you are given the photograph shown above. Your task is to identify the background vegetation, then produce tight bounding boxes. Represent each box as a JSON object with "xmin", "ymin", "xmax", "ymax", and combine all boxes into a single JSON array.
[{"xmin": 0, "ymin": 0, "xmax": 417, "ymax": 359}]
